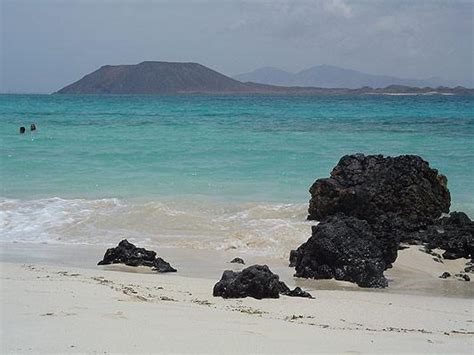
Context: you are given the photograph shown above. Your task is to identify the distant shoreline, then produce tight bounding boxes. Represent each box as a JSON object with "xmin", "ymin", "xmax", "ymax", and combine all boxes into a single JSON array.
[
  {"xmin": 2, "ymin": 90, "xmax": 473, "ymax": 96},
  {"xmin": 54, "ymin": 61, "xmax": 474, "ymax": 95},
  {"xmin": 54, "ymin": 86, "xmax": 474, "ymax": 96}
]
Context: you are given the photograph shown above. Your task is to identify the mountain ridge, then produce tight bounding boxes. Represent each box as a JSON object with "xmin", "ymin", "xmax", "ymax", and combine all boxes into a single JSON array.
[
  {"xmin": 56, "ymin": 61, "xmax": 473, "ymax": 95},
  {"xmin": 234, "ymin": 65, "xmax": 458, "ymax": 89}
]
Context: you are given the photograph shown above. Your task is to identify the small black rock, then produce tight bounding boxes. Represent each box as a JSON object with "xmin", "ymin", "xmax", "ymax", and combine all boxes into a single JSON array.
[
  {"xmin": 439, "ymin": 272, "xmax": 451, "ymax": 279},
  {"xmin": 213, "ymin": 265, "xmax": 313, "ymax": 299},
  {"xmin": 153, "ymin": 257, "xmax": 177, "ymax": 273},
  {"xmin": 98, "ymin": 239, "xmax": 176, "ymax": 273},
  {"xmin": 281, "ymin": 286, "xmax": 313, "ymax": 299},
  {"xmin": 230, "ymin": 257, "xmax": 245, "ymax": 265},
  {"xmin": 464, "ymin": 265, "xmax": 474, "ymax": 273},
  {"xmin": 456, "ymin": 274, "xmax": 470, "ymax": 282}
]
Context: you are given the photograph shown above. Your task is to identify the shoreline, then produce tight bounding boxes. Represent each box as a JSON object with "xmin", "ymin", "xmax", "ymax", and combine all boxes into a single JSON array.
[{"xmin": 1, "ymin": 242, "xmax": 473, "ymax": 353}]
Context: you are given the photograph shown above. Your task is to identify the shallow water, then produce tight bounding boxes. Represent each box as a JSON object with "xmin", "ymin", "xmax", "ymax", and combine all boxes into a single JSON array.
[{"xmin": 1, "ymin": 94, "xmax": 473, "ymax": 254}]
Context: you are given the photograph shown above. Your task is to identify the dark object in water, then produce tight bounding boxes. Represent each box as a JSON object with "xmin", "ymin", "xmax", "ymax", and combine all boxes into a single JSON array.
[
  {"xmin": 97, "ymin": 239, "xmax": 176, "ymax": 272},
  {"xmin": 307, "ymin": 154, "xmax": 450, "ymax": 224},
  {"xmin": 230, "ymin": 257, "xmax": 245, "ymax": 265},
  {"xmin": 291, "ymin": 214, "xmax": 393, "ymax": 288},
  {"xmin": 439, "ymin": 272, "xmax": 451, "ymax": 279},
  {"xmin": 213, "ymin": 264, "xmax": 313, "ymax": 299},
  {"xmin": 30, "ymin": 123, "xmax": 37, "ymax": 131},
  {"xmin": 19, "ymin": 127, "xmax": 26, "ymax": 134}
]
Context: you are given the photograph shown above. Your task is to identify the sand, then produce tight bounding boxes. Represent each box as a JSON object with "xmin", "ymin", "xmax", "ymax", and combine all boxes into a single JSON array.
[{"xmin": 0, "ymin": 242, "xmax": 473, "ymax": 354}]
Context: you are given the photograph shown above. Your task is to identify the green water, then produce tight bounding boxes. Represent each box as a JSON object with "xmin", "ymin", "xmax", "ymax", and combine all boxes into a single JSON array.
[{"xmin": 1, "ymin": 94, "xmax": 473, "ymax": 248}]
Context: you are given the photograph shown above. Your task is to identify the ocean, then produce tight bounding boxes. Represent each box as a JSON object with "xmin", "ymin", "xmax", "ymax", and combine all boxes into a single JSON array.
[{"xmin": 1, "ymin": 94, "xmax": 473, "ymax": 257}]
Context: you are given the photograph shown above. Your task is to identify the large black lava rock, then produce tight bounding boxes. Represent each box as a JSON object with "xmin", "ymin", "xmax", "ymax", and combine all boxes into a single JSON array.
[
  {"xmin": 292, "ymin": 215, "xmax": 391, "ymax": 288},
  {"xmin": 292, "ymin": 153, "xmax": 472, "ymax": 289},
  {"xmin": 308, "ymin": 154, "xmax": 450, "ymax": 224},
  {"xmin": 98, "ymin": 239, "xmax": 177, "ymax": 272},
  {"xmin": 213, "ymin": 265, "xmax": 312, "ymax": 299}
]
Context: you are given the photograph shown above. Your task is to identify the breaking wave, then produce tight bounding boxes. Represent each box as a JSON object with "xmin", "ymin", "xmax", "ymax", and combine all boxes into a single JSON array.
[{"xmin": 0, "ymin": 196, "xmax": 316, "ymax": 258}]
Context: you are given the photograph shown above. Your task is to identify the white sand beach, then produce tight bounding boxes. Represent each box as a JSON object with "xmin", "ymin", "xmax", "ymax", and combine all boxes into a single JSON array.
[{"xmin": 1, "ymin": 242, "xmax": 472, "ymax": 354}]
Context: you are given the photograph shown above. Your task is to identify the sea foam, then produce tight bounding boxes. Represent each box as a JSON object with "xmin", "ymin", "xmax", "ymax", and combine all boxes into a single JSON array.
[{"xmin": 0, "ymin": 197, "xmax": 315, "ymax": 257}]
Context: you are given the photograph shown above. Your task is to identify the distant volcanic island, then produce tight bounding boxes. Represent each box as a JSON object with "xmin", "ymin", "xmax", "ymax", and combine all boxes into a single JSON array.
[{"xmin": 56, "ymin": 61, "xmax": 473, "ymax": 95}]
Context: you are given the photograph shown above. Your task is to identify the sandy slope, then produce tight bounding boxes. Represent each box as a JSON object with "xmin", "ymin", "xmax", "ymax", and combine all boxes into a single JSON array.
[{"xmin": 1, "ymin": 246, "xmax": 473, "ymax": 354}]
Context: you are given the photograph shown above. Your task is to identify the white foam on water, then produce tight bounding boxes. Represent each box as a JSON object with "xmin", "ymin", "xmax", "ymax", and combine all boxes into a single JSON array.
[{"xmin": 0, "ymin": 196, "xmax": 316, "ymax": 258}]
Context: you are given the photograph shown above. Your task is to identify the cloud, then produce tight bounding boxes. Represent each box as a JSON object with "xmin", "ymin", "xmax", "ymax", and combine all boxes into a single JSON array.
[
  {"xmin": 323, "ymin": 0, "xmax": 353, "ymax": 18},
  {"xmin": 1, "ymin": 0, "xmax": 472, "ymax": 92}
]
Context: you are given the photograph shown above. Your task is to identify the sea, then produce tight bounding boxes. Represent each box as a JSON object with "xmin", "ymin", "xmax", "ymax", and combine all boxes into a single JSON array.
[{"xmin": 1, "ymin": 94, "xmax": 473, "ymax": 257}]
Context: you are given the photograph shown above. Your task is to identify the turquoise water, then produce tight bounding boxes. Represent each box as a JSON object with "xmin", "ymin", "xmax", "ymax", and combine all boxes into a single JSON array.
[{"xmin": 1, "ymin": 94, "xmax": 473, "ymax": 252}]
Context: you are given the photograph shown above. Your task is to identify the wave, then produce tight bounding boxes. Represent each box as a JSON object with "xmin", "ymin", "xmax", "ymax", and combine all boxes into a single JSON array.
[{"xmin": 0, "ymin": 197, "xmax": 315, "ymax": 258}]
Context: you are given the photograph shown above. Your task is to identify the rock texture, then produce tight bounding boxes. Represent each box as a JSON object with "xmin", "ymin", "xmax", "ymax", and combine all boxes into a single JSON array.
[
  {"xmin": 98, "ymin": 239, "xmax": 177, "ymax": 272},
  {"xmin": 308, "ymin": 154, "xmax": 450, "ymax": 224},
  {"xmin": 213, "ymin": 265, "xmax": 312, "ymax": 299},
  {"xmin": 292, "ymin": 215, "xmax": 392, "ymax": 288},
  {"xmin": 416, "ymin": 212, "xmax": 474, "ymax": 260},
  {"xmin": 292, "ymin": 154, "xmax": 473, "ymax": 288}
]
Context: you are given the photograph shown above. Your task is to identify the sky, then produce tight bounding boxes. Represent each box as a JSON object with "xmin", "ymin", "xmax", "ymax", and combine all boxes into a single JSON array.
[{"xmin": 1, "ymin": 0, "xmax": 473, "ymax": 93}]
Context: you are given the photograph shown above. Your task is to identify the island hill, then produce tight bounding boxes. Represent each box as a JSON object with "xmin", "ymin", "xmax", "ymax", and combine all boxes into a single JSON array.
[{"xmin": 56, "ymin": 61, "xmax": 473, "ymax": 95}]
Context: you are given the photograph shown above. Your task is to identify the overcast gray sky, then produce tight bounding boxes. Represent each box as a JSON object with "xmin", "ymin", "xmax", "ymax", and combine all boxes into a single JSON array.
[{"xmin": 1, "ymin": 0, "xmax": 473, "ymax": 93}]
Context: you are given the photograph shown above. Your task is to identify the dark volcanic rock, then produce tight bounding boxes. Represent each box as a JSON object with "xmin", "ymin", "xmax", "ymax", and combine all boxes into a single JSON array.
[
  {"xmin": 307, "ymin": 154, "xmax": 450, "ymax": 224},
  {"xmin": 289, "ymin": 249, "xmax": 302, "ymax": 267},
  {"xmin": 213, "ymin": 265, "xmax": 312, "ymax": 299},
  {"xmin": 280, "ymin": 286, "xmax": 314, "ymax": 299},
  {"xmin": 230, "ymin": 257, "xmax": 245, "ymax": 265},
  {"xmin": 439, "ymin": 272, "xmax": 451, "ymax": 279},
  {"xmin": 418, "ymin": 212, "xmax": 474, "ymax": 260},
  {"xmin": 455, "ymin": 273, "xmax": 470, "ymax": 282},
  {"xmin": 98, "ymin": 239, "xmax": 176, "ymax": 272},
  {"xmin": 464, "ymin": 262, "xmax": 474, "ymax": 273},
  {"xmin": 292, "ymin": 215, "xmax": 393, "ymax": 288},
  {"xmin": 293, "ymin": 153, "xmax": 472, "ymax": 288},
  {"xmin": 152, "ymin": 257, "xmax": 177, "ymax": 273}
]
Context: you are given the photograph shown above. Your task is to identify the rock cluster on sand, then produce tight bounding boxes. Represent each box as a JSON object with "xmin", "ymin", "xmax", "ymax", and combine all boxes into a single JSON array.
[
  {"xmin": 98, "ymin": 239, "xmax": 177, "ymax": 273},
  {"xmin": 213, "ymin": 265, "xmax": 312, "ymax": 299},
  {"xmin": 292, "ymin": 154, "xmax": 473, "ymax": 288}
]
